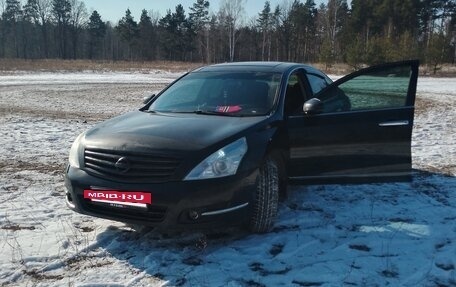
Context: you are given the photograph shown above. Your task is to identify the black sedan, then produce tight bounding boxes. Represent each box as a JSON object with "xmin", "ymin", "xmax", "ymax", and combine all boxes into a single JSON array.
[{"xmin": 65, "ymin": 61, "xmax": 419, "ymax": 233}]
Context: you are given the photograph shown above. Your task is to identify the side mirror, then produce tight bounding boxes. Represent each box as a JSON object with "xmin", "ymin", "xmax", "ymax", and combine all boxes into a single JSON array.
[
  {"xmin": 303, "ymin": 98, "xmax": 323, "ymax": 115},
  {"xmin": 143, "ymin": 94, "xmax": 156, "ymax": 104}
]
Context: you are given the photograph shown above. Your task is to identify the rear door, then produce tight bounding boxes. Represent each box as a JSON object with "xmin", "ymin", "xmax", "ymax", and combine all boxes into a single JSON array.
[{"xmin": 287, "ymin": 60, "xmax": 419, "ymax": 182}]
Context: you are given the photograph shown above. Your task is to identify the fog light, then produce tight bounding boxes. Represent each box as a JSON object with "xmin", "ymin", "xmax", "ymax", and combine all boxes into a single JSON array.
[{"xmin": 188, "ymin": 210, "xmax": 199, "ymax": 220}]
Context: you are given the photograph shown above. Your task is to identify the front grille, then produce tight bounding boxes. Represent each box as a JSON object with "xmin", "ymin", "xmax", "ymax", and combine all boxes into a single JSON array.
[{"xmin": 83, "ymin": 147, "xmax": 181, "ymax": 183}]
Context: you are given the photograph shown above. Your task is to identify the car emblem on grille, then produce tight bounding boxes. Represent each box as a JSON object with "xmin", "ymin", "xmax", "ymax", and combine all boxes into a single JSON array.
[{"xmin": 115, "ymin": 157, "xmax": 131, "ymax": 173}]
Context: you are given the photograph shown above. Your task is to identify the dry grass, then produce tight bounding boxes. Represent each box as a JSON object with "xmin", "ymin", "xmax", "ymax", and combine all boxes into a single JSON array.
[
  {"xmin": 311, "ymin": 62, "xmax": 354, "ymax": 75},
  {"xmin": 0, "ymin": 59, "xmax": 203, "ymax": 73},
  {"xmin": 418, "ymin": 64, "xmax": 456, "ymax": 77},
  {"xmin": 314, "ymin": 62, "xmax": 456, "ymax": 77},
  {"xmin": 1, "ymin": 225, "xmax": 36, "ymax": 231},
  {"xmin": 0, "ymin": 59, "xmax": 455, "ymax": 76}
]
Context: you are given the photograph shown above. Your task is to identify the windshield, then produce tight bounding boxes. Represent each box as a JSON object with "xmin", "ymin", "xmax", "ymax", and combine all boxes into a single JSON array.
[{"xmin": 149, "ymin": 71, "xmax": 282, "ymax": 116}]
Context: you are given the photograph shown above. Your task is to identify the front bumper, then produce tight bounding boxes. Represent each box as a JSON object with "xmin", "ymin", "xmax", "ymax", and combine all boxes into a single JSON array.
[{"xmin": 64, "ymin": 165, "xmax": 258, "ymax": 229}]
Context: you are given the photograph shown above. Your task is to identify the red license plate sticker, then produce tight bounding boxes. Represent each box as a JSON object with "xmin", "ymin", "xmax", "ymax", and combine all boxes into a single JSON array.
[{"xmin": 83, "ymin": 190, "xmax": 152, "ymax": 204}]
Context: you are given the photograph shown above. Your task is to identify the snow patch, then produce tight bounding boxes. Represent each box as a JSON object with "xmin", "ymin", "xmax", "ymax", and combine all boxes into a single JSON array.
[{"xmin": 0, "ymin": 72, "xmax": 455, "ymax": 286}]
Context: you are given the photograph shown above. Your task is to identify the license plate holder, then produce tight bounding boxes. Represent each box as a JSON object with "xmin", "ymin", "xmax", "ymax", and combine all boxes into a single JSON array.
[{"xmin": 83, "ymin": 190, "xmax": 152, "ymax": 210}]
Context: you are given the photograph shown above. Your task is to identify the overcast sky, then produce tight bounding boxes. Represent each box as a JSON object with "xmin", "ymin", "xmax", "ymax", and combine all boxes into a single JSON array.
[{"xmin": 83, "ymin": 0, "xmax": 329, "ymax": 23}]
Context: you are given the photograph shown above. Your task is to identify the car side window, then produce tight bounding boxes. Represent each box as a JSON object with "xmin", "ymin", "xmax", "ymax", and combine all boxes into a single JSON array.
[
  {"xmin": 284, "ymin": 72, "xmax": 306, "ymax": 115},
  {"xmin": 338, "ymin": 66, "xmax": 411, "ymax": 110},
  {"xmin": 307, "ymin": 73, "xmax": 329, "ymax": 95},
  {"xmin": 315, "ymin": 65, "xmax": 412, "ymax": 113}
]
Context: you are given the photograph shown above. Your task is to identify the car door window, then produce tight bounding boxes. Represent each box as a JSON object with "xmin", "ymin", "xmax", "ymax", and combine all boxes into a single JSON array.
[
  {"xmin": 316, "ymin": 65, "xmax": 413, "ymax": 113},
  {"xmin": 307, "ymin": 73, "xmax": 329, "ymax": 95},
  {"xmin": 339, "ymin": 66, "xmax": 412, "ymax": 110},
  {"xmin": 284, "ymin": 72, "xmax": 306, "ymax": 115}
]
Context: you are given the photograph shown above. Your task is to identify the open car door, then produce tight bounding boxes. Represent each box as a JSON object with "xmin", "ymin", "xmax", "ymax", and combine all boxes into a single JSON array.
[{"xmin": 288, "ymin": 60, "xmax": 419, "ymax": 182}]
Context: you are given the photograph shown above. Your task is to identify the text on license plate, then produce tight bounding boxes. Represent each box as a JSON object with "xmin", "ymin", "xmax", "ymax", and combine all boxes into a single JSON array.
[{"xmin": 83, "ymin": 190, "xmax": 152, "ymax": 204}]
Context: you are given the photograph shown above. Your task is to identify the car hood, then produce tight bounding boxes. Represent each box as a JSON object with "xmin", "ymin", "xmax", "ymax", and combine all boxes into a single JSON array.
[{"xmin": 83, "ymin": 111, "xmax": 267, "ymax": 153}]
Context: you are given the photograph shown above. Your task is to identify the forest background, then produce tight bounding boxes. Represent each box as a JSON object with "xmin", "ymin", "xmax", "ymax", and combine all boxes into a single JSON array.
[{"xmin": 0, "ymin": 0, "xmax": 455, "ymax": 74}]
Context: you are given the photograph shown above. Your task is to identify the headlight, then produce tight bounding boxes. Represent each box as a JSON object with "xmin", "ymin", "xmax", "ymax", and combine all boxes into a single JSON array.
[
  {"xmin": 184, "ymin": 137, "xmax": 248, "ymax": 180},
  {"xmin": 68, "ymin": 133, "xmax": 84, "ymax": 168}
]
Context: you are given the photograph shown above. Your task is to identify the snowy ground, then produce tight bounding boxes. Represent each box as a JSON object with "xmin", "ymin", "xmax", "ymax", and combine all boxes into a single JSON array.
[{"xmin": 0, "ymin": 71, "xmax": 455, "ymax": 287}]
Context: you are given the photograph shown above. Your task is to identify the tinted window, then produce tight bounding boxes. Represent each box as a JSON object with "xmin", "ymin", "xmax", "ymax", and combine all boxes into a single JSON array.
[
  {"xmin": 149, "ymin": 71, "xmax": 282, "ymax": 116},
  {"xmin": 316, "ymin": 66, "xmax": 412, "ymax": 113},
  {"xmin": 152, "ymin": 80, "xmax": 203, "ymax": 107},
  {"xmin": 284, "ymin": 72, "xmax": 306, "ymax": 115},
  {"xmin": 338, "ymin": 66, "xmax": 411, "ymax": 111},
  {"xmin": 307, "ymin": 73, "xmax": 328, "ymax": 94}
]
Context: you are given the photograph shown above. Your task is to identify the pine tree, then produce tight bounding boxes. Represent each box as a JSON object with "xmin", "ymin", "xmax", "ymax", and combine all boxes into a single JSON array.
[
  {"xmin": 189, "ymin": 0, "xmax": 209, "ymax": 31},
  {"xmin": 0, "ymin": 0, "xmax": 453, "ymax": 66},
  {"xmin": 271, "ymin": 5, "xmax": 281, "ymax": 61},
  {"xmin": 302, "ymin": 0, "xmax": 317, "ymax": 61},
  {"xmin": 23, "ymin": 0, "xmax": 40, "ymax": 58},
  {"xmin": 189, "ymin": 0, "xmax": 210, "ymax": 62},
  {"xmin": 3, "ymin": 0, "xmax": 22, "ymax": 57},
  {"xmin": 139, "ymin": 9, "xmax": 153, "ymax": 60},
  {"xmin": 3, "ymin": 0, "xmax": 21, "ymax": 23},
  {"xmin": 158, "ymin": 9, "xmax": 173, "ymax": 59},
  {"xmin": 257, "ymin": 1, "xmax": 271, "ymax": 61},
  {"xmin": 117, "ymin": 9, "xmax": 139, "ymax": 60},
  {"xmin": 345, "ymin": 35, "xmax": 364, "ymax": 69},
  {"xmin": 23, "ymin": 0, "xmax": 39, "ymax": 23},
  {"xmin": 159, "ymin": 5, "xmax": 192, "ymax": 61},
  {"xmin": 288, "ymin": 0, "xmax": 313, "ymax": 61},
  {"xmin": 87, "ymin": 10, "xmax": 105, "ymax": 59},
  {"xmin": 174, "ymin": 4, "xmax": 193, "ymax": 61}
]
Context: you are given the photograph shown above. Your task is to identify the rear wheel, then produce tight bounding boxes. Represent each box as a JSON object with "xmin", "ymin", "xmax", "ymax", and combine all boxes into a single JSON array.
[{"xmin": 249, "ymin": 157, "xmax": 279, "ymax": 233}]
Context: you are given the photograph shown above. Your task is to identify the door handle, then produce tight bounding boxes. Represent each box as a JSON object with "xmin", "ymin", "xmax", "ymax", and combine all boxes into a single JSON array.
[{"xmin": 378, "ymin": 120, "xmax": 409, "ymax": 127}]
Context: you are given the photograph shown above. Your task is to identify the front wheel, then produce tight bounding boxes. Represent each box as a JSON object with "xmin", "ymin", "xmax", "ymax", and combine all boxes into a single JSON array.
[{"xmin": 249, "ymin": 157, "xmax": 279, "ymax": 233}]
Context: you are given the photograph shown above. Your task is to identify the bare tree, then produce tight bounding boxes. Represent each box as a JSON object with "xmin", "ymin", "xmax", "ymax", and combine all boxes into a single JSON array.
[
  {"xmin": 52, "ymin": 0, "xmax": 72, "ymax": 58},
  {"xmin": 36, "ymin": 0, "xmax": 51, "ymax": 57},
  {"xmin": 219, "ymin": 0, "xmax": 245, "ymax": 62},
  {"xmin": 0, "ymin": 0, "xmax": 6, "ymax": 14},
  {"xmin": 0, "ymin": 0, "xmax": 6, "ymax": 57},
  {"xmin": 69, "ymin": 0, "xmax": 87, "ymax": 59},
  {"xmin": 147, "ymin": 9, "xmax": 160, "ymax": 59},
  {"xmin": 148, "ymin": 9, "xmax": 160, "ymax": 26},
  {"xmin": 326, "ymin": 0, "xmax": 341, "ymax": 57}
]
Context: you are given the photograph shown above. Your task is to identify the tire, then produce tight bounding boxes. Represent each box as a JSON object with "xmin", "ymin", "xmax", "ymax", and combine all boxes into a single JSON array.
[{"xmin": 249, "ymin": 157, "xmax": 280, "ymax": 233}]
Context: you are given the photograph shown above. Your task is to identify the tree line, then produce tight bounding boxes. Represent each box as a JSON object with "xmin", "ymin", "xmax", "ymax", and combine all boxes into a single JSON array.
[{"xmin": 0, "ymin": 0, "xmax": 455, "ymax": 69}]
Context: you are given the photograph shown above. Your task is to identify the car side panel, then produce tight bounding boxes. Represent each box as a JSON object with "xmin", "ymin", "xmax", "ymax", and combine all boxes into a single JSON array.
[{"xmin": 287, "ymin": 107, "xmax": 414, "ymax": 179}]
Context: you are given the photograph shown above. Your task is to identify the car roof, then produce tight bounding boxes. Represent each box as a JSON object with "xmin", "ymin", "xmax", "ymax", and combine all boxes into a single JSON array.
[{"xmin": 192, "ymin": 61, "xmax": 321, "ymax": 74}]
